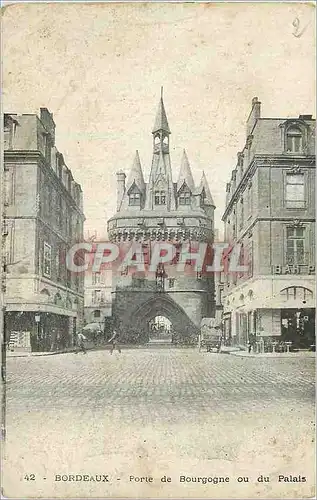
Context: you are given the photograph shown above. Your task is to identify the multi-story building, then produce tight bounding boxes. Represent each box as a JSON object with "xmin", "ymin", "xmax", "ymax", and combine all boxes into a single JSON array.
[
  {"xmin": 84, "ymin": 263, "xmax": 112, "ymax": 329},
  {"xmin": 3, "ymin": 108, "xmax": 85, "ymax": 351},
  {"xmin": 107, "ymin": 92, "xmax": 216, "ymax": 343},
  {"xmin": 222, "ymin": 97, "xmax": 315, "ymax": 349}
]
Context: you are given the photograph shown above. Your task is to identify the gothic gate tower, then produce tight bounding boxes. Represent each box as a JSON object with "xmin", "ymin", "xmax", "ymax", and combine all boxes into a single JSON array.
[{"xmin": 107, "ymin": 91, "xmax": 215, "ymax": 343}]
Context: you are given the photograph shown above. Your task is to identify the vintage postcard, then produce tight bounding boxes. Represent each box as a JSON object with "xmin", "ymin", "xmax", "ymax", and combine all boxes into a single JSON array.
[{"xmin": 1, "ymin": 2, "xmax": 316, "ymax": 498}]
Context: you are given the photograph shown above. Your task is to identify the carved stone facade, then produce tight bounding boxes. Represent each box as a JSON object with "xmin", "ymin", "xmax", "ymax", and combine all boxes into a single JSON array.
[{"xmin": 107, "ymin": 93, "xmax": 216, "ymax": 343}]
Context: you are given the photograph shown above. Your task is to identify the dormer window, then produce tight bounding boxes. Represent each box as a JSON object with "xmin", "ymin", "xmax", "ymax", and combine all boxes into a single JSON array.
[
  {"xmin": 178, "ymin": 184, "xmax": 191, "ymax": 205},
  {"xmin": 128, "ymin": 182, "xmax": 142, "ymax": 206},
  {"xmin": 155, "ymin": 190, "xmax": 166, "ymax": 205},
  {"xmin": 129, "ymin": 192, "xmax": 141, "ymax": 206},
  {"xmin": 286, "ymin": 127, "xmax": 303, "ymax": 153}
]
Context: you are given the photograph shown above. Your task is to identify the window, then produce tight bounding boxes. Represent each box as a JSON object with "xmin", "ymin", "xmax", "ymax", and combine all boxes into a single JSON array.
[
  {"xmin": 75, "ymin": 275, "xmax": 80, "ymax": 291},
  {"xmin": 285, "ymin": 173, "xmax": 305, "ymax": 208},
  {"xmin": 247, "ymin": 238, "xmax": 253, "ymax": 277},
  {"xmin": 154, "ymin": 191, "xmax": 166, "ymax": 205},
  {"xmin": 168, "ymin": 278, "xmax": 175, "ymax": 288},
  {"xmin": 129, "ymin": 192, "xmax": 141, "ymax": 206},
  {"xmin": 238, "ymin": 243, "xmax": 245, "ymax": 278},
  {"xmin": 62, "ymin": 168, "xmax": 68, "ymax": 187},
  {"xmin": 94, "ymin": 310, "xmax": 101, "ymax": 318},
  {"xmin": 280, "ymin": 286, "xmax": 312, "ymax": 301},
  {"xmin": 51, "ymin": 189, "xmax": 57, "ymax": 225},
  {"xmin": 43, "ymin": 242, "xmax": 52, "ymax": 277},
  {"xmin": 92, "ymin": 289, "xmax": 103, "ymax": 304},
  {"xmin": 68, "ymin": 213, "xmax": 72, "ymax": 238},
  {"xmin": 56, "ymin": 195, "xmax": 62, "ymax": 226},
  {"xmin": 42, "ymin": 185, "xmax": 51, "ymax": 217},
  {"xmin": 286, "ymin": 226, "xmax": 305, "ymax": 264},
  {"xmin": 57, "ymin": 244, "xmax": 66, "ymax": 282},
  {"xmin": 286, "ymin": 127, "xmax": 303, "ymax": 153},
  {"xmin": 92, "ymin": 272, "xmax": 102, "ymax": 285},
  {"xmin": 239, "ymin": 198, "xmax": 244, "ymax": 229},
  {"xmin": 54, "ymin": 292, "xmax": 62, "ymax": 305},
  {"xmin": 4, "ymin": 169, "xmax": 14, "ymax": 206},
  {"xmin": 247, "ymin": 184, "xmax": 252, "ymax": 218},
  {"xmin": 219, "ymin": 287, "xmax": 224, "ymax": 305},
  {"xmin": 43, "ymin": 133, "xmax": 51, "ymax": 164},
  {"xmin": 179, "ymin": 190, "xmax": 191, "ymax": 205},
  {"xmin": 67, "ymin": 269, "xmax": 72, "ymax": 288}
]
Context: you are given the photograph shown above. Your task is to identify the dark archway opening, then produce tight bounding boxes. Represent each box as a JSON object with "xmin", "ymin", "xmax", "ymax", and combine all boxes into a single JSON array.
[
  {"xmin": 148, "ymin": 315, "xmax": 172, "ymax": 344},
  {"xmin": 115, "ymin": 294, "xmax": 199, "ymax": 345}
]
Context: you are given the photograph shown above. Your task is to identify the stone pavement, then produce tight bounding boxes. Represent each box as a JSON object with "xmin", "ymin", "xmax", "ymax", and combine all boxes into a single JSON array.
[
  {"xmin": 3, "ymin": 349, "xmax": 315, "ymax": 499},
  {"xmin": 228, "ymin": 350, "xmax": 315, "ymax": 358}
]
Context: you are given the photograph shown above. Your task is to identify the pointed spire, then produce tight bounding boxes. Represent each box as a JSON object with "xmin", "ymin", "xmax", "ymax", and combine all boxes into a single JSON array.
[
  {"xmin": 198, "ymin": 171, "xmax": 215, "ymax": 207},
  {"xmin": 177, "ymin": 149, "xmax": 195, "ymax": 192},
  {"xmin": 152, "ymin": 89, "xmax": 171, "ymax": 134},
  {"xmin": 126, "ymin": 150, "xmax": 145, "ymax": 192}
]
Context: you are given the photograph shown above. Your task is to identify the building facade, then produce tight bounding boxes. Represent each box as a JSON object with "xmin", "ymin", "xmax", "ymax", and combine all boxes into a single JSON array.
[
  {"xmin": 84, "ymin": 264, "xmax": 112, "ymax": 329},
  {"xmin": 107, "ymin": 93, "xmax": 216, "ymax": 343},
  {"xmin": 222, "ymin": 98, "xmax": 315, "ymax": 349},
  {"xmin": 4, "ymin": 108, "xmax": 85, "ymax": 352}
]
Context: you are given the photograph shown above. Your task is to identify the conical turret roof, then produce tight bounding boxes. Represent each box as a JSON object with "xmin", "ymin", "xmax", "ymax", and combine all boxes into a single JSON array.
[
  {"xmin": 126, "ymin": 150, "xmax": 145, "ymax": 192},
  {"xmin": 152, "ymin": 95, "xmax": 171, "ymax": 134},
  {"xmin": 198, "ymin": 171, "xmax": 215, "ymax": 207},
  {"xmin": 177, "ymin": 149, "xmax": 195, "ymax": 192}
]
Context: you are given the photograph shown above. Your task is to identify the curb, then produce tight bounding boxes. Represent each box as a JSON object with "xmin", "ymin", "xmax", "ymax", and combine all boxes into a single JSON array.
[
  {"xmin": 228, "ymin": 351, "xmax": 315, "ymax": 358},
  {"xmin": 7, "ymin": 349, "xmax": 77, "ymax": 358},
  {"xmin": 6, "ymin": 345, "xmax": 198, "ymax": 358}
]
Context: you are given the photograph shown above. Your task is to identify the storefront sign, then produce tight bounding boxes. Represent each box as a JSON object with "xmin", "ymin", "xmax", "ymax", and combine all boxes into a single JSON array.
[
  {"xmin": 273, "ymin": 265, "xmax": 315, "ymax": 275},
  {"xmin": 8, "ymin": 331, "xmax": 31, "ymax": 352}
]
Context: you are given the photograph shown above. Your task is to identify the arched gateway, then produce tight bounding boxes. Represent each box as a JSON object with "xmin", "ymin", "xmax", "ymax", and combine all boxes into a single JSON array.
[
  {"xmin": 107, "ymin": 92, "xmax": 216, "ymax": 344},
  {"xmin": 136, "ymin": 295, "xmax": 198, "ymax": 343},
  {"xmin": 111, "ymin": 291, "xmax": 201, "ymax": 344}
]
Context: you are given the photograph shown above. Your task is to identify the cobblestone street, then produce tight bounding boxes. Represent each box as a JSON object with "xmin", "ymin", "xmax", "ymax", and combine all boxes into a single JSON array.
[{"xmin": 3, "ymin": 349, "xmax": 315, "ymax": 498}]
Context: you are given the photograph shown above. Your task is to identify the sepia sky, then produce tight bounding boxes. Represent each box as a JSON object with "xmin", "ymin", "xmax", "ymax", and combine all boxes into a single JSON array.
[{"xmin": 3, "ymin": 2, "xmax": 315, "ymax": 238}]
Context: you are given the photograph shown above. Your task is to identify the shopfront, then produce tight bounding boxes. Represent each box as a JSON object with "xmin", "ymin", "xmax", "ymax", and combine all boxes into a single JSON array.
[
  {"xmin": 5, "ymin": 308, "xmax": 77, "ymax": 352},
  {"xmin": 280, "ymin": 308, "xmax": 315, "ymax": 348}
]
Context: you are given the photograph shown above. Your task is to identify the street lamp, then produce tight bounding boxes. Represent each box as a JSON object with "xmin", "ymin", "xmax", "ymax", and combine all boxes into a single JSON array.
[{"xmin": 35, "ymin": 314, "xmax": 41, "ymax": 346}]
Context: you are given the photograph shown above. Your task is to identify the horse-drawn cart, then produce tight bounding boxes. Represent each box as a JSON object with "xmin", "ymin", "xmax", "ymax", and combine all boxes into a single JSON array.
[{"xmin": 200, "ymin": 318, "xmax": 222, "ymax": 353}]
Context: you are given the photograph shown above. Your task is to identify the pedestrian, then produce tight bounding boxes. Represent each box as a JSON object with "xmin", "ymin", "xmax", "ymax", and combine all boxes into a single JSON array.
[
  {"xmin": 108, "ymin": 330, "xmax": 121, "ymax": 355},
  {"xmin": 75, "ymin": 331, "xmax": 87, "ymax": 354}
]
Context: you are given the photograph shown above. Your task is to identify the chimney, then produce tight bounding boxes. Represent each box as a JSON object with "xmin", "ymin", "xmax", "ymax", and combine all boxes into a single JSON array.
[
  {"xmin": 40, "ymin": 108, "xmax": 56, "ymax": 145},
  {"xmin": 116, "ymin": 170, "xmax": 126, "ymax": 211},
  {"xmin": 246, "ymin": 97, "xmax": 261, "ymax": 136}
]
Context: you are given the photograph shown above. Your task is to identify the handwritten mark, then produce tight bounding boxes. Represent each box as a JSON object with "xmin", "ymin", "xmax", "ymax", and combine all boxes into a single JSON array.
[{"xmin": 292, "ymin": 18, "xmax": 310, "ymax": 38}]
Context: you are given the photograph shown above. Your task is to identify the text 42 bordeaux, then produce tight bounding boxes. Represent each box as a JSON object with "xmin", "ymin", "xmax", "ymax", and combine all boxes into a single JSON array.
[{"xmin": 54, "ymin": 474, "xmax": 306, "ymax": 484}]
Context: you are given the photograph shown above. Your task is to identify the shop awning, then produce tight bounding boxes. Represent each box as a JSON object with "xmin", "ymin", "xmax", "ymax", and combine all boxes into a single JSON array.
[{"xmin": 5, "ymin": 302, "xmax": 77, "ymax": 317}]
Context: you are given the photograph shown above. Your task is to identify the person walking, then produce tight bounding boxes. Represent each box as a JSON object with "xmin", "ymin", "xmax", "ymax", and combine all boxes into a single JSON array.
[
  {"xmin": 76, "ymin": 331, "xmax": 87, "ymax": 354},
  {"xmin": 108, "ymin": 330, "xmax": 121, "ymax": 355}
]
